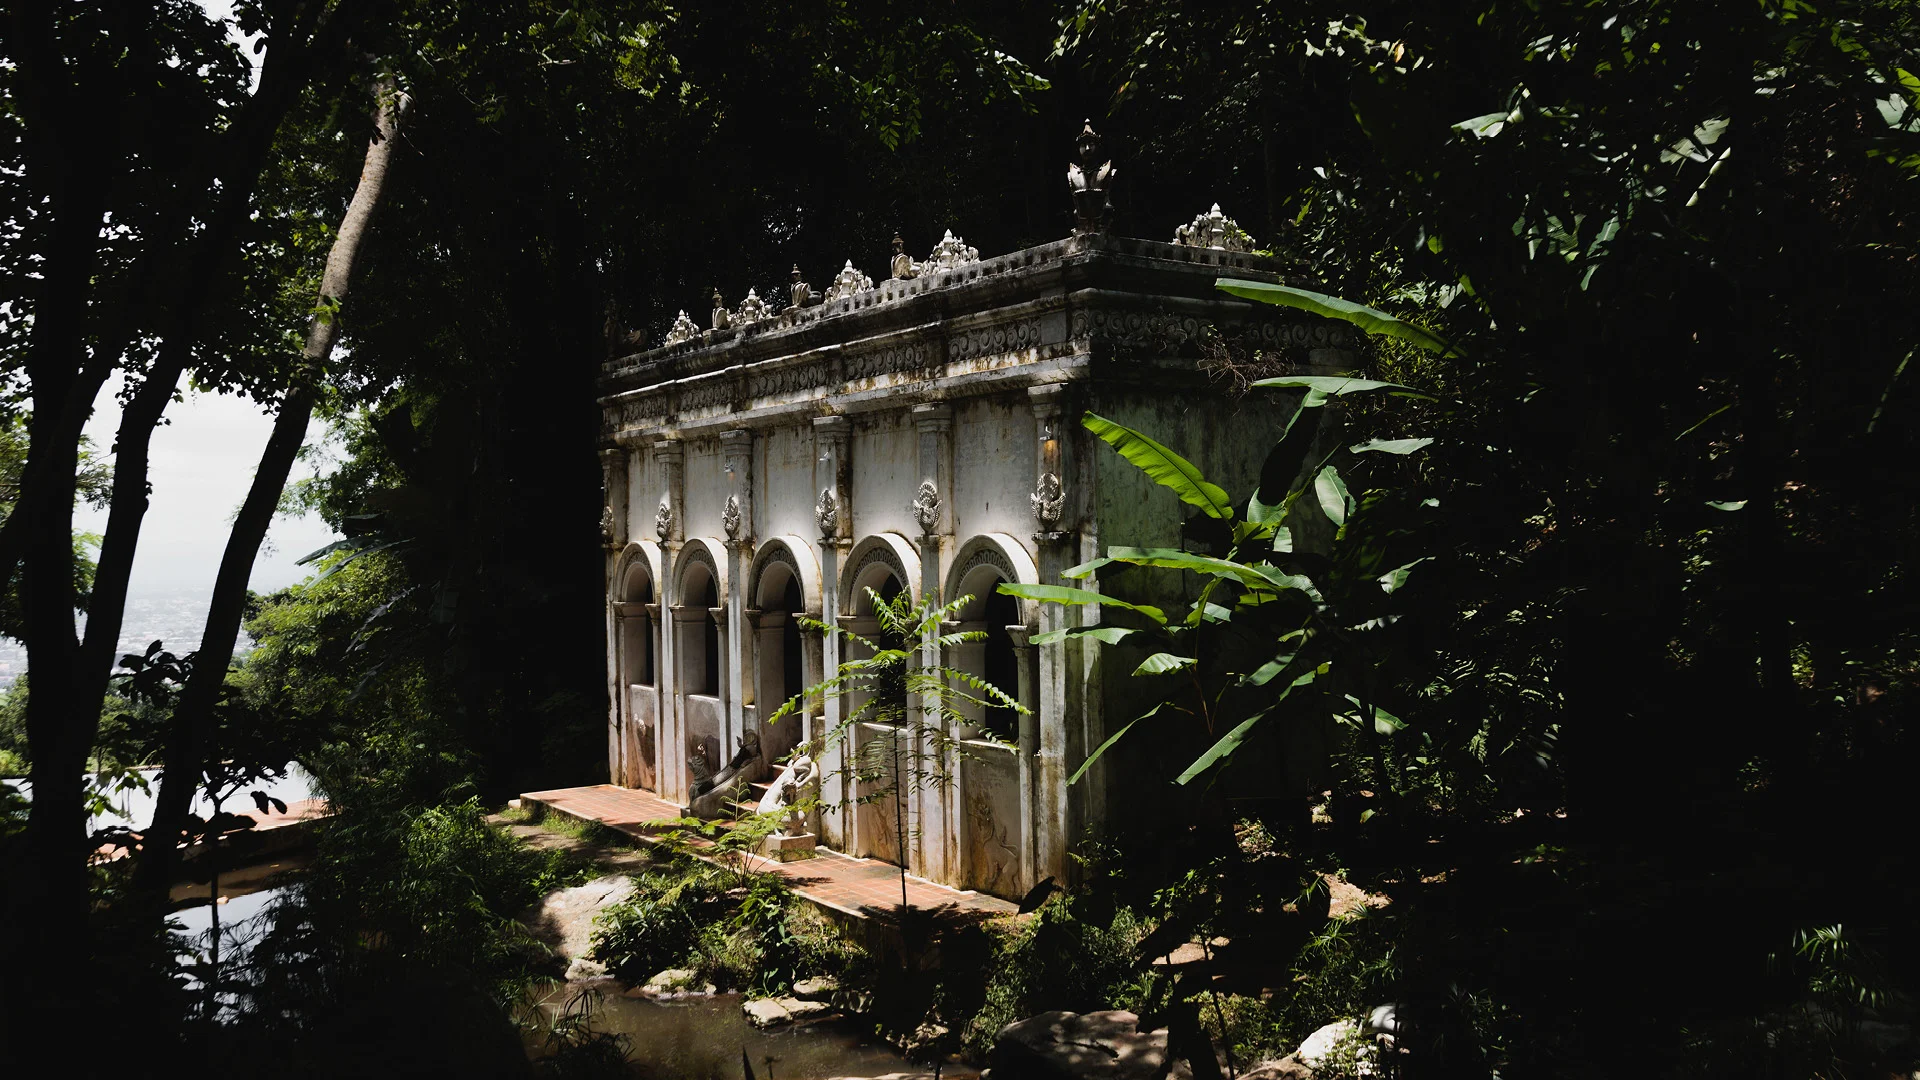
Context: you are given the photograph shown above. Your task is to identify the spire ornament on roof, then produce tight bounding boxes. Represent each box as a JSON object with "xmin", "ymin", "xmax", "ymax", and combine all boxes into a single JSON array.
[
  {"xmin": 1068, "ymin": 121, "xmax": 1115, "ymax": 235},
  {"xmin": 664, "ymin": 310, "xmax": 700, "ymax": 345},
  {"xmin": 1174, "ymin": 203, "xmax": 1255, "ymax": 252},
  {"xmin": 823, "ymin": 260, "xmax": 875, "ymax": 303}
]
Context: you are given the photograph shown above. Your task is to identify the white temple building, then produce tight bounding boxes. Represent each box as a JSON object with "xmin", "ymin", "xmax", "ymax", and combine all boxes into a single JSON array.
[{"xmin": 597, "ymin": 142, "xmax": 1355, "ymax": 902}]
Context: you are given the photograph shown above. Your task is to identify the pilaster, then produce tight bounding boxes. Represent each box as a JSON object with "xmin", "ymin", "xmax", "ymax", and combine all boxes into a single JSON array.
[
  {"xmin": 1007, "ymin": 624, "xmax": 1039, "ymax": 894},
  {"xmin": 812, "ymin": 415, "xmax": 852, "ymax": 847}
]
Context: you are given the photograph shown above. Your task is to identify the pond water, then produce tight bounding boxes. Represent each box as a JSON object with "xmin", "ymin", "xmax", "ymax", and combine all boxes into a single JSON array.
[
  {"xmin": 4, "ymin": 762, "xmax": 318, "ymax": 833},
  {"xmin": 527, "ymin": 985, "xmax": 976, "ymax": 1080}
]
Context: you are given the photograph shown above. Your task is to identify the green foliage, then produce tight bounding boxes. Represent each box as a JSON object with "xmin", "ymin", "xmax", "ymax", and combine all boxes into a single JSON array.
[
  {"xmin": 590, "ymin": 857, "xmax": 865, "ymax": 997},
  {"xmin": 957, "ymin": 896, "xmax": 1152, "ymax": 1059},
  {"xmin": 590, "ymin": 860, "xmax": 733, "ymax": 983},
  {"xmin": 773, "ymin": 588, "xmax": 1026, "ymax": 880}
]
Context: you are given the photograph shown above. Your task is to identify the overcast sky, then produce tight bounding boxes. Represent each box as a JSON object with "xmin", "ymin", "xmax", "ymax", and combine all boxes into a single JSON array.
[
  {"xmin": 73, "ymin": 379, "xmax": 342, "ymax": 596},
  {"xmin": 63, "ymin": 0, "xmax": 341, "ymax": 599}
]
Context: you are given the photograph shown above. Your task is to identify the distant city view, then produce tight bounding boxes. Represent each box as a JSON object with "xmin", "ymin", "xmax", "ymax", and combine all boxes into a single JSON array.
[{"xmin": 0, "ymin": 589, "xmax": 255, "ymax": 691}]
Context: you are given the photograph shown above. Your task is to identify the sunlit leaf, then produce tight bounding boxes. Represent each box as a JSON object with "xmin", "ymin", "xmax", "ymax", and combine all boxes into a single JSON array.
[
  {"xmin": 1133, "ymin": 652, "xmax": 1196, "ymax": 676},
  {"xmin": 1218, "ymin": 279, "xmax": 1460, "ymax": 356},
  {"xmin": 1349, "ymin": 437, "xmax": 1434, "ymax": 455},
  {"xmin": 1175, "ymin": 667, "xmax": 1321, "ymax": 785},
  {"xmin": 1083, "ymin": 412, "xmax": 1234, "ymax": 519},
  {"xmin": 997, "ymin": 582, "xmax": 1167, "ymax": 624}
]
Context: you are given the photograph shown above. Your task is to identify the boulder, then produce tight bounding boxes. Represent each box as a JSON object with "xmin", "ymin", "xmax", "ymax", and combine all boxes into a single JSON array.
[
  {"xmin": 743, "ymin": 995, "xmax": 832, "ymax": 1028},
  {"xmin": 643, "ymin": 967, "xmax": 698, "ymax": 993},
  {"xmin": 1297, "ymin": 1020, "xmax": 1377, "ymax": 1077},
  {"xmin": 989, "ymin": 1010, "xmax": 1172, "ymax": 1080},
  {"xmin": 521, "ymin": 874, "xmax": 636, "ymax": 976},
  {"xmin": 1238, "ymin": 1057, "xmax": 1313, "ymax": 1080},
  {"xmin": 564, "ymin": 956, "xmax": 610, "ymax": 981},
  {"xmin": 793, "ymin": 975, "xmax": 839, "ymax": 1001}
]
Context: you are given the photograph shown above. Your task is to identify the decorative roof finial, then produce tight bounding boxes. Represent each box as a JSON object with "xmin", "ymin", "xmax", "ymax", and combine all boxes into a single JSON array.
[
  {"xmin": 711, "ymin": 288, "xmax": 731, "ymax": 331},
  {"xmin": 664, "ymin": 310, "xmax": 699, "ymax": 345},
  {"xmin": 823, "ymin": 259, "xmax": 875, "ymax": 303},
  {"xmin": 1068, "ymin": 121, "xmax": 1115, "ymax": 235},
  {"xmin": 1174, "ymin": 203, "xmax": 1255, "ymax": 252},
  {"xmin": 733, "ymin": 287, "xmax": 774, "ymax": 326}
]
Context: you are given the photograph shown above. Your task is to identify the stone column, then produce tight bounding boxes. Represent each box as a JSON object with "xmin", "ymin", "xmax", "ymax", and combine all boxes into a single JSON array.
[
  {"xmin": 606, "ymin": 596, "xmax": 622, "ymax": 785},
  {"xmin": 799, "ymin": 623, "xmax": 826, "ymax": 839},
  {"xmin": 912, "ymin": 402, "xmax": 956, "ymax": 882},
  {"xmin": 710, "ymin": 603, "xmax": 731, "ymax": 750},
  {"xmin": 1008, "ymin": 624, "xmax": 1039, "ymax": 893},
  {"xmin": 670, "ymin": 602, "xmax": 706, "ymax": 809},
  {"xmin": 655, "ymin": 438, "xmax": 685, "ymax": 803},
  {"xmin": 748, "ymin": 608, "xmax": 787, "ymax": 761},
  {"xmin": 655, "ymin": 438, "xmax": 685, "ymax": 545},
  {"xmin": 600, "ymin": 448, "xmax": 630, "ymax": 548},
  {"xmin": 1027, "ymin": 383, "xmax": 1081, "ymax": 885},
  {"xmin": 813, "ymin": 415, "xmax": 851, "ymax": 848},
  {"xmin": 601, "ymin": 448, "xmax": 629, "ymax": 786},
  {"xmin": 646, "ymin": 601, "xmax": 665, "ymax": 794},
  {"xmin": 721, "ymin": 429, "xmax": 755, "ymax": 768}
]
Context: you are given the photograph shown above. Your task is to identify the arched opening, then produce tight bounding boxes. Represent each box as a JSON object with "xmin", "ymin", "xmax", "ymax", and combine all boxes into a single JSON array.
[
  {"xmin": 618, "ymin": 561, "xmax": 658, "ymax": 790},
  {"xmin": 677, "ymin": 558, "xmax": 726, "ymax": 789},
  {"xmin": 677, "ymin": 561, "xmax": 720, "ymax": 696},
  {"xmin": 982, "ymin": 589, "xmax": 1020, "ymax": 740},
  {"xmin": 844, "ymin": 561, "xmax": 909, "ymax": 865},
  {"xmin": 753, "ymin": 561, "xmax": 808, "ymax": 765},
  {"xmin": 699, "ymin": 573, "xmax": 720, "ymax": 695},
  {"xmin": 943, "ymin": 538, "xmax": 1038, "ymax": 899},
  {"xmin": 848, "ymin": 563, "xmax": 908, "ymax": 724},
  {"xmin": 951, "ymin": 563, "xmax": 1023, "ymax": 742},
  {"xmin": 620, "ymin": 563, "xmax": 655, "ymax": 687}
]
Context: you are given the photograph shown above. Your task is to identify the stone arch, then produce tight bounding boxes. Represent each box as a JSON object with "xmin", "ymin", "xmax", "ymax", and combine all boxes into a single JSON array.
[
  {"xmin": 671, "ymin": 539, "xmax": 728, "ymax": 700},
  {"xmin": 944, "ymin": 533, "xmax": 1040, "ymax": 626},
  {"xmin": 614, "ymin": 541, "xmax": 663, "ymax": 603},
  {"xmin": 746, "ymin": 537, "xmax": 821, "ymax": 766},
  {"xmin": 670, "ymin": 537, "xmax": 729, "ymax": 603},
  {"xmin": 747, "ymin": 536, "xmax": 823, "ymax": 617},
  {"xmin": 840, "ymin": 532, "xmax": 922, "ymax": 616},
  {"xmin": 944, "ymin": 534, "xmax": 1037, "ymax": 742},
  {"xmin": 611, "ymin": 541, "xmax": 664, "ymax": 790}
]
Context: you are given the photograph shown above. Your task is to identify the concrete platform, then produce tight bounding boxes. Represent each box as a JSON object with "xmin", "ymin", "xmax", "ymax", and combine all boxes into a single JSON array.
[{"xmin": 519, "ymin": 784, "xmax": 1018, "ymax": 935}]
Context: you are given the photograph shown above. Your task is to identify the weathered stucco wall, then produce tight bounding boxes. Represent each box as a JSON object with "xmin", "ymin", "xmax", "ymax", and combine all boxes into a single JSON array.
[{"xmin": 952, "ymin": 395, "xmax": 1038, "ymax": 541}]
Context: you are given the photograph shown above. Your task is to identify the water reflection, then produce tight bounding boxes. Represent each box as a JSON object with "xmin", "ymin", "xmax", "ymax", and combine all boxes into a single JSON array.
[{"xmin": 527, "ymin": 986, "xmax": 975, "ymax": 1080}]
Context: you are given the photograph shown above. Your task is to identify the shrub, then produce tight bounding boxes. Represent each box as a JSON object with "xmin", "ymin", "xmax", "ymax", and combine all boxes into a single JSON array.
[
  {"xmin": 589, "ymin": 861, "xmax": 731, "ymax": 981},
  {"xmin": 959, "ymin": 894, "xmax": 1152, "ymax": 1058}
]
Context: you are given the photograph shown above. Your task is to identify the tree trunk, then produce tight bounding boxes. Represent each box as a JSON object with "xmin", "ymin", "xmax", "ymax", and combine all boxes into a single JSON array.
[
  {"xmin": 136, "ymin": 77, "xmax": 411, "ymax": 900},
  {"xmin": 3, "ymin": 5, "xmax": 365, "ymax": 1025}
]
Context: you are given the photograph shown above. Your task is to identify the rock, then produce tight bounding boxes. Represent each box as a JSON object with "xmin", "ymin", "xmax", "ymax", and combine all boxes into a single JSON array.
[
  {"xmin": 990, "ymin": 1009, "xmax": 1172, "ymax": 1080},
  {"xmin": 644, "ymin": 967, "xmax": 698, "ymax": 993},
  {"xmin": 521, "ymin": 874, "xmax": 636, "ymax": 974},
  {"xmin": 743, "ymin": 995, "xmax": 832, "ymax": 1029},
  {"xmin": 743, "ymin": 997, "xmax": 793, "ymax": 1028},
  {"xmin": 1238, "ymin": 1057, "xmax": 1313, "ymax": 1080},
  {"xmin": 787, "ymin": 997, "xmax": 832, "ymax": 1022},
  {"xmin": 564, "ymin": 956, "xmax": 610, "ymax": 981},
  {"xmin": 793, "ymin": 975, "xmax": 839, "ymax": 1000},
  {"xmin": 1297, "ymin": 1020, "xmax": 1379, "ymax": 1077}
]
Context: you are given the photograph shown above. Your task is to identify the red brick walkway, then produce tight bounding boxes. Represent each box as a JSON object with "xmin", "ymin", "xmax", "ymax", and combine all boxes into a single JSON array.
[{"xmin": 519, "ymin": 784, "xmax": 1017, "ymax": 922}]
